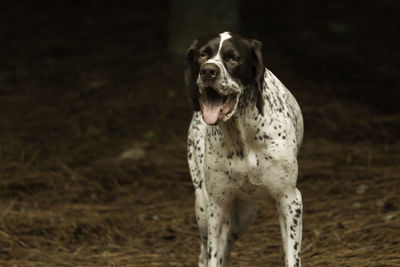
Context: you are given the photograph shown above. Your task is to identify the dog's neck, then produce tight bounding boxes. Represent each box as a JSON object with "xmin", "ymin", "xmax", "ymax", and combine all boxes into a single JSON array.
[
  {"xmin": 217, "ymin": 97, "xmax": 269, "ymax": 157},
  {"xmin": 207, "ymin": 83, "xmax": 277, "ymax": 157}
]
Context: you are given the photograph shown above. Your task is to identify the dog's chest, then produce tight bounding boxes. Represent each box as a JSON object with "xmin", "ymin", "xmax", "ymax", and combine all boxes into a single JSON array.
[{"xmin": 203, "ymin": 128, "xmax": 274, "ymax": 200}]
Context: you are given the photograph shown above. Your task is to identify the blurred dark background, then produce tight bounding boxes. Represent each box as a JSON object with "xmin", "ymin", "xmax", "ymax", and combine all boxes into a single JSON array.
[
  {"xmin": 0, "ymin": 1, "xmax": 399, "ymax": 266},
  {"xmin": 1, "ymin": 0, "xmax": 398, "ymax": 110},
  {"xmin": 1, "ymin": 0, "xmax": 399, "ymax": 149}
]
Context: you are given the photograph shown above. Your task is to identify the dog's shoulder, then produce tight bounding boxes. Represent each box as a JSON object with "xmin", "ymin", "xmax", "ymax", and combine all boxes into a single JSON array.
[
  {"xmin": 187, "ymin": 112, "xmax": 207, "ymax": 185},
  {"xmin": 262, "ymin": 68, "xmax": 304, "ymax": 152},
  {"xmin": 188, "ymin": 112, "xmax": 207, "ymax": 142}
]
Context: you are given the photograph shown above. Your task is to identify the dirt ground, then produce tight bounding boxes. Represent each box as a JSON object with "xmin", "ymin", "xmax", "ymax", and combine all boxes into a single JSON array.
[{"xmin": 0, "ymin": 1, "xmax": 399, "ymax": 266}]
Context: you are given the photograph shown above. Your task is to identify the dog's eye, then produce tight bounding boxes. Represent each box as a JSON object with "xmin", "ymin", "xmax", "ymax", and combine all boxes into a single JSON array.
[
  {"xmin": 198, "ymin": 52, "xmax": 208, "ymax": 61},
  {"xmin": 225, "ymin": 54, "xmax": 240, "ymax": 64}
]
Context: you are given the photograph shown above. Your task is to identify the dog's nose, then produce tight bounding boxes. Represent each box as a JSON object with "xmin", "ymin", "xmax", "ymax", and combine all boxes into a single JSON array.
[{"xmin": 200, "ymin": 63, "xmax": 220, "ymax": 81}]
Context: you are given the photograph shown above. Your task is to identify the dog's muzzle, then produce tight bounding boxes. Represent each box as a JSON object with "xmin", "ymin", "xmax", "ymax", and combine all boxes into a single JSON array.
[{"xmin": 197, "ymin": 62, "xmax": 241, "ymax": 125}]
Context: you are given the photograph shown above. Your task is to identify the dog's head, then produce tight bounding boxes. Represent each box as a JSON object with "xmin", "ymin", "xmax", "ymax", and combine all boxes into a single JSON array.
[{"xmin": 184, "ymin": 32, "xmax": 265, "ymax": 125}]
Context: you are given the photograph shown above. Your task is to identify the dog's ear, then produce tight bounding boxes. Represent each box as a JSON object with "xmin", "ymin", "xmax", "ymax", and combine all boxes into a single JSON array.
[
  {"xmin": 251, "ymin": 39, "xmax": 265, "ymax": 116},
  {"xmin": 184, "ymin": 39, "xmax": 200, "ymax": 111}
]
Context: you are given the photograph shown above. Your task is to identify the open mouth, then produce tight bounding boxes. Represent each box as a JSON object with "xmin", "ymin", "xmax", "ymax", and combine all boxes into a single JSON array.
[{"xmin": 199, "ymin": 87, "xmax": 238, "ymax": 125}]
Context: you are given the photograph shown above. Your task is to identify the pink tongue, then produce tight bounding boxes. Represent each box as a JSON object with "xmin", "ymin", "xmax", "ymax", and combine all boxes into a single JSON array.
[{"xmin": 202, "ymin": 99, "xmax": 223, "ymax": 125}]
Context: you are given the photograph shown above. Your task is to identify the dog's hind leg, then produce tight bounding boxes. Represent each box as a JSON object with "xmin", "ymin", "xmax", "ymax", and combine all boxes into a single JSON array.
[{"xmin": 231, "ymin": 199, "xmax": 258, "ymax": 240}]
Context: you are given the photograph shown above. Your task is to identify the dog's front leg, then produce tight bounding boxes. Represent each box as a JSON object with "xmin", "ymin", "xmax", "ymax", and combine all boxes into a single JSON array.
[
  {"xmin": 276, "ymin": 188, "xmax": 303, "ymax": 267},
  {"xmin": 206, "ymin": 200, "xmax": 232, "ymax": 267}
]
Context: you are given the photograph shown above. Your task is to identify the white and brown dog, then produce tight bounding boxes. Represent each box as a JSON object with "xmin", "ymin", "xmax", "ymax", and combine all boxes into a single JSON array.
[{"xmin": 185, "ymin": 32, "xmax": 304, "ymax": 267}]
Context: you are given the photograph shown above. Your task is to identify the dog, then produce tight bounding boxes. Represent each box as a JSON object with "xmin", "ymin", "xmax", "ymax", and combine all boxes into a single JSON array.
[{"xmin": 185, "ymin": 32, "xmax": 304, "ymax": 267}]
